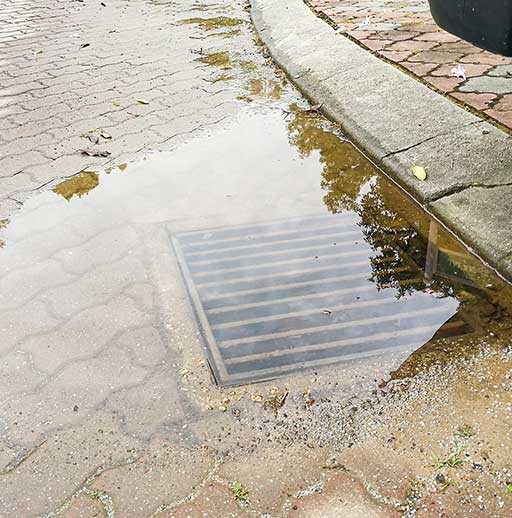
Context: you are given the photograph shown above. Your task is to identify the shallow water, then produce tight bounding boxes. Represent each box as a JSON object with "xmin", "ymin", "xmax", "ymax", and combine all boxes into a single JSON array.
[{"xmin": 1, "ymin": 104, "xmax": 510, "ymax": 386}]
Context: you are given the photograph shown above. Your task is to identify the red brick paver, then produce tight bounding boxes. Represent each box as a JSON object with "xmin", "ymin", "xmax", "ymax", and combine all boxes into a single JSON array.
[{"xmin": 310, "ymin": 0, "xmax": 512, "ymax": 131}]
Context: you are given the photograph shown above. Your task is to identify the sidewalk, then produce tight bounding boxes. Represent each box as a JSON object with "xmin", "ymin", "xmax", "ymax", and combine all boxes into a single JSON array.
[
  {"xmin": 1, "ymin": 0, "xmax": 512, "ymax": 516},
  {"xmin": 310, "ymin": 0, "xmax": 512, "ymax": 130},
  {"xmin": 0, "ymin": 0, "xmax": 235, "ymax": 220},
  {"xmin": 252, "ymin": 0, "xmax": 512, "ymax": 282}
]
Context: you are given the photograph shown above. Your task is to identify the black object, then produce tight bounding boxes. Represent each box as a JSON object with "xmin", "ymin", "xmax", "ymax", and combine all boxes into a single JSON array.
[{"xmin": 428, "ymin": 0, "xmax": 512, "ymax": 56}]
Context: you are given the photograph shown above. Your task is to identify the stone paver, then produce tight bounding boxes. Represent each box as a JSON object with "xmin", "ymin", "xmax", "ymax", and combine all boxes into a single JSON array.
[
  {"xmin": 310, "ymin": 0, "xmax": 512, "ymax": 130},
  {"xmin": 0, "ymin": 0, "xmax": 237, "ymax": 219}
]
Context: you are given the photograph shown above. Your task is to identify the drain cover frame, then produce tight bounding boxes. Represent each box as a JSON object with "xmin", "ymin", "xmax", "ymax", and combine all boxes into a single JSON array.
[{"xmin": 171, "ymin": 215, "xmax": 464, "ymax": 386}]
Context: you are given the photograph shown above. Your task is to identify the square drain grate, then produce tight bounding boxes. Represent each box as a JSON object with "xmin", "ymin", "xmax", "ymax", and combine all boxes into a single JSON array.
[{"xmin": 172, "ymin": 215, "xmax": 467, "ymax": 385}]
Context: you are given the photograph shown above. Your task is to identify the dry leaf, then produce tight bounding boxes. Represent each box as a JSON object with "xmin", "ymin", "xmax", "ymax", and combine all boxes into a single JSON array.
[
  {"xmin": 412, "ymin": 165, "xmax": 427, "ymax": 181},
  {"xmin": 80, "ymin": 149, "xmax": 111, "ymax": 157},
  {"xmin": 136, "ymin": 98, "xmax": 149, "ymax": 105},
  {"xmin": 300, "ymin": 103, "xmax": 323, "ymax": 116},
  {"xmin": 450, "ymin": 64, "xmax": 466, "ymax": 80}
]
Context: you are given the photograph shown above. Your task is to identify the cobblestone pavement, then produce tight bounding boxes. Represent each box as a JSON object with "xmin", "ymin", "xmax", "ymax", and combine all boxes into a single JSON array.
[
  {"xmin": 310, "ymin": 0, "xmax": 512, "ymax": 130},
  {"xmin": 0, "ymin": 0, "xmax": 240, "ymax": 220},
  {"xmin": 1, "ymin": 0, "xmax": 511, "ymax": 517}
]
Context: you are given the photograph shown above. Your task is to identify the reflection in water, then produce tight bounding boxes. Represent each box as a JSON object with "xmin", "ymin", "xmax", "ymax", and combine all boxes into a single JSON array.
[
  {"xmin": 194, "ymin": 51, "xmax": 233, "ymax": 69},
  {"xmin": 2, "ymin": 107, "xmax": 511, "ymax": 384},
  {"xmin": 177, "ymin": 17, "xmax": 245, "ymax": 31},
  {"xmin": 53, "ymin": 172, "xmax": 100, "ymax": 201},
  {"xmin": 287, "ymin": 111, "xmax": 375, "ymax": 214},
  {"xmin": 53, "ymin": 165, "xmax": 128, "ymax": 201},
  {"xmin": 284, "ymin": 109, "xmax": 512, "ymax": 383},
  {"xmin": 174, "ymin": 214, "xmax": 464, "ymax": 385},
  {"xmin": 177, "ymin": 16, "xmax": 244, "ymax": 39},
  {"xmin": 247, "ymin": 79, "xmax": 283, "ymax": 100}
]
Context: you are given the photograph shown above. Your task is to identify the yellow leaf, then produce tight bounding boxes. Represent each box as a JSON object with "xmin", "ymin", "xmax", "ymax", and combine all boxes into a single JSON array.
[{"xmin": 412, "ymin": 165, "xmax": 427, "ymax": 181}]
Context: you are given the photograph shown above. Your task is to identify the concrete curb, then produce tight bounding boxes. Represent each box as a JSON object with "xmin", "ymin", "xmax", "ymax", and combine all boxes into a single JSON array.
[{"xmin": 251, "ymin": 0, "xmax": 512, "ymax": 281}]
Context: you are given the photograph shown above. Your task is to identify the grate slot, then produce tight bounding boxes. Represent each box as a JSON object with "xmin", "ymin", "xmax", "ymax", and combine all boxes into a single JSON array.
[{"xmin": 172, "ymin": 215, "xmax": 469, "ymax": 385}]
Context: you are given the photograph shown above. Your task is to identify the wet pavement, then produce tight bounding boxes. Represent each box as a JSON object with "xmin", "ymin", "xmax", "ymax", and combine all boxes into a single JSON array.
[{"xmin": 0, "ymin": 0, "xmax": 511, "ymax": 517}]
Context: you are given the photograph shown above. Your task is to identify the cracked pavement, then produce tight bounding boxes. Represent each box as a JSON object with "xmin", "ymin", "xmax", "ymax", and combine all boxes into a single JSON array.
[{"xmin": 0, "ymin": 0, "xmax": 511, "ymax": 517}]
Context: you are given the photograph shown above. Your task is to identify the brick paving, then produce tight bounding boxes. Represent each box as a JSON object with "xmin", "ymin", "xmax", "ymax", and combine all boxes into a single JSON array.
[
  {"xmin": 0, "ymin": 0, "xmax": 238, "ymax": 220},
  {"xmin": 310, "ymin": 0, "xmax": 512, "ymax": 131}
]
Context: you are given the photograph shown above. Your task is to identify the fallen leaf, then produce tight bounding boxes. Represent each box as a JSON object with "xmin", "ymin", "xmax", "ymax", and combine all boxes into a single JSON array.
[
  {"xmin": 136, "ymin": 98, "xmax": 149, "ymax": 105},
  {"xmin": 263, "ymin": 388, "xmax": 289, "ymax": 416},
  {"xmin": 412, "ymin": 165, "xmax": 427, "ymax": 181},
  {"xmin": 450, "ymin": 64, "xmax": 466, "ymax": 81},
  {"xmin": 80, "ymin": 149, "xmax": 111, "ymax": 157},
  {"xmin": 357, "ymin": 16, "xmax": 370, "ymax": 29},
  {"xmin": 34, "ymin": 49, "xmax": 45, "ymax": 55},
  {"xmin": 118, "ymin": 163, "xmax": 128, "ymax": 171},
  {"xmin": 300, "ymin": 103, "xmax": 323, "ymax": 115},
  {"xmin": 112, "ymin": 101, "xmax": 121, "ymax": 107}
]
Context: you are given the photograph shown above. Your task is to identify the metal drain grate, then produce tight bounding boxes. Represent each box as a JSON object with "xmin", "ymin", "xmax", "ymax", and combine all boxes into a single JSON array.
[{"xmin": 172, "ymin": 215, "xmax": 466, "ymax": 385}]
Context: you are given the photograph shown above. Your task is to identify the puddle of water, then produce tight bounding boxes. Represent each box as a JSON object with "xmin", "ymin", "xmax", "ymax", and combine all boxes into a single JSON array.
[
  {"xmin": 211, "ymin": 29, "xmax": 243, "ymax": 39},
  {"xmin": 208, "ymin": 74, "xmax": 234, "ymax": 84},
  {"xmin": 1, "ymin": 106, "xmax": 511, "ymax": 386},
  {"xmin": 177, "ymin": 17, "xmax": 245, "ymax": 31},
  {"xmin": 177, "ymin": 15, "xmax": 244, "ymax": 38},
  {"xmin": 247, "ymin": 79, "xmax": 283, "ymax": 100},
  {"xmin": 194, "ymin": 51, "xmax": 233, "ymax": 68},
  {"xmin": 52, "ymin": 172, "xmax": 100, "ymax": 201}
]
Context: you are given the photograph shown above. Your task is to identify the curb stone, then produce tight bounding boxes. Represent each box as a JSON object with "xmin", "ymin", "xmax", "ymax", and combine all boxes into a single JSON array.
[{"xmin": 250, "ymin": 0, "xmax": 512, "ymax": 282}]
